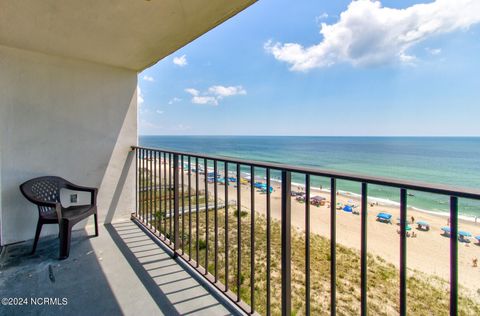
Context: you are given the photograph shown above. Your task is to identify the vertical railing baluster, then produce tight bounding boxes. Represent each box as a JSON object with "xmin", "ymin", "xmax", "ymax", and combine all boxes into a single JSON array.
[
  {"xmin": 154, "ymin": 151, "xmax": 158, "ymax": 232},
  {"xmin": 173, "ymin": 154, "xmax": 180, "ymax": 255},
  {"xmin": 225, "ymin": 162, "xmax": 229, "ymax": 292},
  {"xmin": 141, "ymin": 149, "xmax": 145, "ymax": 221},
  {"xmin": 158, "ymin": 151, "xmax": 162, "ymax": 234},
  {"xmin": 146, "ymin": 150, "xmax": 149, "ymax": 227},
  {"xmin": 214, "ymin": 160, "xmax": 219, "ymax": 282},
  {"xmin": 169, "ymin": 153, "xmax": 172, "ymax": 243},
  {"xmin": 205, "ymin": 158, "xmax": 209, "ymax": 275},
  {"xmin": 400, "ymin": 189, "xmax": 407, "ymax": 316},
  {"xmin": 266, "ymin": 168, "xmax": 271, "ymax": 316},
  {"xmin": 250, "ymin": 165, "xmax": 255, "ymax": 314},
  {"xmin": 145, "ymin": 149, "xmax": 148, "ymax": 223},
  {"xmin": 450, "ymin": 196, "xmax": 458, "ymax": 316},
  {"xmin": 330, "ymin": 178, "xmax": 336, "ymax": 316},
  {"xmin": 281, "ymin": 170, "xmax": 292, "ymax": 316},
  {"xmin": 149, "ymin": 150, "xmax": 153, "ymax": 228},
  {"xmin": 181, "ymin": 155, "xmax": 185, "ymax": 254},
  {"xmin": 139, "ymin": 149, "xmax": 142, "ymax": 220},
  {"xmin": 163, "ymin": 152, "xmax": 167, "ymax": 237},
  {"xmin": 305, "ymin": 174, "xmax": 311, "ymax": 316},
  {"xmin": 135, "ymin": 148, "xmax": 138, "ymax": 217},
  {"xmin": 196, "ymin": 157, "xmax": 200, "ymax": 267},
  {"xmin": 188, "ymin": 156, "xmax": 192, "ymax": 260},
  {"xmin": 237, "ymin": 163, "xmax": 242, "ymax": 301},
  {"xmin": 361, "ymin": 183, "xmax": 368, "ymax": 316}
]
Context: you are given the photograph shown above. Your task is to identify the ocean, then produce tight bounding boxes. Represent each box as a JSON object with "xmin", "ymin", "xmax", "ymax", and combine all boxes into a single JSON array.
[{"xmin": 139, "ymin": 136, "xmax": 480, "ymax": 218}]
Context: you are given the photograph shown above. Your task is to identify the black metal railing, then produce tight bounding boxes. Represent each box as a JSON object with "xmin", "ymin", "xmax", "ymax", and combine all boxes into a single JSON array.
[{"xmin": 131, "ymin": 145, "xmax": 480, "ymax": 316}]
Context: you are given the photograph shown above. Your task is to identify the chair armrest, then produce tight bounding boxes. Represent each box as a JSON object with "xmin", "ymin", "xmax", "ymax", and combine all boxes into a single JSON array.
[
  {"xmin": 64, "ymin": 183, "xmax": 98, "ymax": 205},
  {"xmin": 28, "ymin": 198, "xmax": 62, "ymax": 222}
]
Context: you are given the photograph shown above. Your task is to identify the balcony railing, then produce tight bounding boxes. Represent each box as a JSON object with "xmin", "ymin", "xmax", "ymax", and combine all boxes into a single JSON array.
[{"xmin": 131, "ymin": 145, "xmax": 480, "ymax": 316}]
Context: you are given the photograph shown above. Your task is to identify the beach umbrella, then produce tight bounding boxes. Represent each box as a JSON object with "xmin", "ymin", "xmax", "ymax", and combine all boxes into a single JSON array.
[
  {"xmin": 441, "ymin": 227, "xmax": 451, "ymax": 233},
  {"xmin": 343, "ymin": 205, "xmax": 353, "ymax": 212},
  {"xmin": 405, "ymin": 225, "xmax": 412, "ymax": 231},
  {"xmin": 459, "ymin": 231, "xmax": 472, "ymax": 237}
]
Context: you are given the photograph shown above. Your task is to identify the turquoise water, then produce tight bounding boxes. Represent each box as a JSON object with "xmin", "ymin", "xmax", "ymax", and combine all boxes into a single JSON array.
[{"xmin": 139, "ymin": 136, "xmax": 480, "ymax": 218}]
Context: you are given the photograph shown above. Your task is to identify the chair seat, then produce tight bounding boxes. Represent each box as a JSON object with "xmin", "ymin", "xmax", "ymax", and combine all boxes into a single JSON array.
[{"xmin": 62, "ymin": 205, "xmax": 96, "ymax": 222}]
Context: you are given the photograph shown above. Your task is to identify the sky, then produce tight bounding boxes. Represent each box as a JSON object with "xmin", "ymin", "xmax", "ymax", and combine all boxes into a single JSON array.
[{"xmin": 138, "ymin": 0, "xmax": 480, "ymax": 136}]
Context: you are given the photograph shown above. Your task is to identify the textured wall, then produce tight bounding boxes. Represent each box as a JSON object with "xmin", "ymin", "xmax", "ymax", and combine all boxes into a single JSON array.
[{"xmin": 0, "ymin": 45, "xmax": 137, "ymax": 245}]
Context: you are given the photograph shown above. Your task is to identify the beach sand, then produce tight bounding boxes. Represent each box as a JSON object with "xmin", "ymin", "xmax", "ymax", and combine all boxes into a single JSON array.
[{"xmin": 149, "ymin": 158, "xmax": 480, "ymax": 299}]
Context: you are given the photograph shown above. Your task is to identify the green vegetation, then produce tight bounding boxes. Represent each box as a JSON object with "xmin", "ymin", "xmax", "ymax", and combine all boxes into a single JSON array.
[{"xmin": 142, "ymin": 191, "xmax": 480, "ymax": 315}]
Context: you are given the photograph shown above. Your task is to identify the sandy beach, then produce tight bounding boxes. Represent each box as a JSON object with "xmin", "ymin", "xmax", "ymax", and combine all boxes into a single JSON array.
[{"xmin": 149, "ymin": 158, "xmax": 480, "ymax": 299}]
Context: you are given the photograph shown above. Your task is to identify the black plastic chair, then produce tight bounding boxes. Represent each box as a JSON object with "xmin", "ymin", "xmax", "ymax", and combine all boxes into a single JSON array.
[{"xmin": 20, "ymin": 176, "xmax": 98, "ymax": 259}]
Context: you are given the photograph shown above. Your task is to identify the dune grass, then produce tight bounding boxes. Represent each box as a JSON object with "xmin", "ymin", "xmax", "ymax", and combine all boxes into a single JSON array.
[{"xmin": 147, "ymin": 196, "xmax": 480, "ymax": 315}]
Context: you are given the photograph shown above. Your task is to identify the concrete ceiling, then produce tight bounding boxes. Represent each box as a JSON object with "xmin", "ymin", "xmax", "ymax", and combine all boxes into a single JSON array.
[{"xmin": 0, "ymin": 0, "xmax": 256, "ymax": 71}]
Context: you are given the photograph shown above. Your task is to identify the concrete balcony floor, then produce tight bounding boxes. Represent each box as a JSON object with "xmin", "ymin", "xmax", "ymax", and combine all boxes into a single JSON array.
[{"xmin": 0, "ymin": 220, "xmax": 241, "ymax": 316}]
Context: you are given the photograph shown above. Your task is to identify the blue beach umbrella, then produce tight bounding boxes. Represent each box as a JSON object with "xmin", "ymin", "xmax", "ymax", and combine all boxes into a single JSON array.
[
  {"xmin": 459, "ymin": 231, "xmax": 472, "ymax": 238},
  {"xmin": 343, "ymin": 205, "xmax": 353, "ymax": 212},
  {"xmin": 441, "ymin": 227, "xmax": 451, "ymax": 234},
  {"xmin": 416, "ymin": 220, "xmax": 429, "ymax": 227},
  {"xmin": 377, "ymin": 212, "xmax": 392, "ymax": 220}
]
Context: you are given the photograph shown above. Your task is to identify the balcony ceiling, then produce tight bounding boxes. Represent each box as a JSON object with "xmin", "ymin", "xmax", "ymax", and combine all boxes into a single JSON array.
[{"xmin": 0, "ymin": 0, "xmax": 256, "ymax": 71}]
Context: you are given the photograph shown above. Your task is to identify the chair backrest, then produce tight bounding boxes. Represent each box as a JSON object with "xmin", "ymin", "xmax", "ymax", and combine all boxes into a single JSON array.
[{"xmin": 20, "ymin": 176, "xmax": 68, "ymax": 217}]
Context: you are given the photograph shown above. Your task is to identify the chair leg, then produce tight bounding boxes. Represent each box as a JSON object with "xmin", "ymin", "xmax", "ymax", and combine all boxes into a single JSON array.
[
  {"xmin": 94, "ymin": 213, "xmax": 98, "ymax": 237},
  {"xmin": 59, "ymin": 221, "xmax": 72, "ymax": 260},
  {"xmin": 31, "ymin": 221, "xmax": 43, "ymax": 254}
]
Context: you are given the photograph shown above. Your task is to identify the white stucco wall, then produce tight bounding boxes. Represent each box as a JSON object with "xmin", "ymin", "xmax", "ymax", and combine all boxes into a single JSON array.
[{"xmin": 0, "ymin": 45, "xmax": 137, "ymax": 245}]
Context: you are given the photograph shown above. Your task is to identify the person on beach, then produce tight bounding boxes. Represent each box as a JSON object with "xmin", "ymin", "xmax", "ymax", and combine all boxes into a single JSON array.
[
  {"xmin": 473, "ymin": 257, "xmax": 478, "ymax": 267},
  {"xmin": 411, "ymin": 216, "xmax": 415, "ymax": 224}
]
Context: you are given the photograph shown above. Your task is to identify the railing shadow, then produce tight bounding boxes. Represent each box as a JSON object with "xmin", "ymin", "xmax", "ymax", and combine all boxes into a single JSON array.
[{"xmin": 105, "ymin": 221, "xmax": 240, "ymax": 315}]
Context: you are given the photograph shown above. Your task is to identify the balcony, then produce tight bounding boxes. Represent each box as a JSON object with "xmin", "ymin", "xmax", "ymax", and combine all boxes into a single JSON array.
[{"xmin": 2, "ymin": 145, "xmax": 480, "ymax": 315}]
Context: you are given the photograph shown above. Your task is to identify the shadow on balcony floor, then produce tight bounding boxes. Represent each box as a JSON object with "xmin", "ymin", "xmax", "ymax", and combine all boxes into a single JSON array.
[{"xmin": 0, "ymin": 221, "xmax": 240, "ymax": 316}]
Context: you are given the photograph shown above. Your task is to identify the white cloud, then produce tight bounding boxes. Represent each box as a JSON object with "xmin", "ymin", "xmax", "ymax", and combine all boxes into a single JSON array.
[
  {"xmin": 192, "ymin": 96, "xmax": 218, "ymax": 106},
  {"xmin": 185, "ymin": 85, "xmax": 246, "ymax": 106},
  {"xmin": 143, "ymin": 75, "xmax": 154, "ymax": 82},
  {"xmin": 173, "ymin": 54, "xmax": 188, "ymax": 67},
  {"xmin": 265, "ymin": 0, "xmax": 480, "ymax": 71},
  {"xmin": 137, "ymin": 86, "xmax": 144, "ymax": 106},
  {"xmin": 315, "ymin": 13, "xmax": 329, "ymax": 23},
  {"xmin": 156, "ymin": 110, "xmax": 164, "ymax": 115},
  {"xmin": 168, "ymin": 97, "xmax": 182, "ymax": 105},
  {"xmin": 426, "ymin": 47, "xmax": 442, "ymax": 55},
  {"xmin": 208, "ymin": 85, "xmax": 247, "ymax": 98},
  {"xmin": 185, "ymin": 88, "xmax": 199, "ymax": 96}
]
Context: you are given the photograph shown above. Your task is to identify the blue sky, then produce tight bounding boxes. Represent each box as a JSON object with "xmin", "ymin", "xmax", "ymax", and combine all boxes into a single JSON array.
[{"xmin": 138, "ymin": 0, "xmax": 480, "ymax": 136}]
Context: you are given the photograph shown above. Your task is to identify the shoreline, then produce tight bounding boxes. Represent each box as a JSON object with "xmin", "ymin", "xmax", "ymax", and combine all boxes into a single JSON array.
[{"xmin": 266, "ymin": 176, "xmax": 480, "ymax": 225}]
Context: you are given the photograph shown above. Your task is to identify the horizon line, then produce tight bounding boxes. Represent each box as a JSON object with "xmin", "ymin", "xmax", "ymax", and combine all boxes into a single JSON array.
[{"xmin": 139, "ymin": 134, "xmax": 480, "ymax": 138}]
